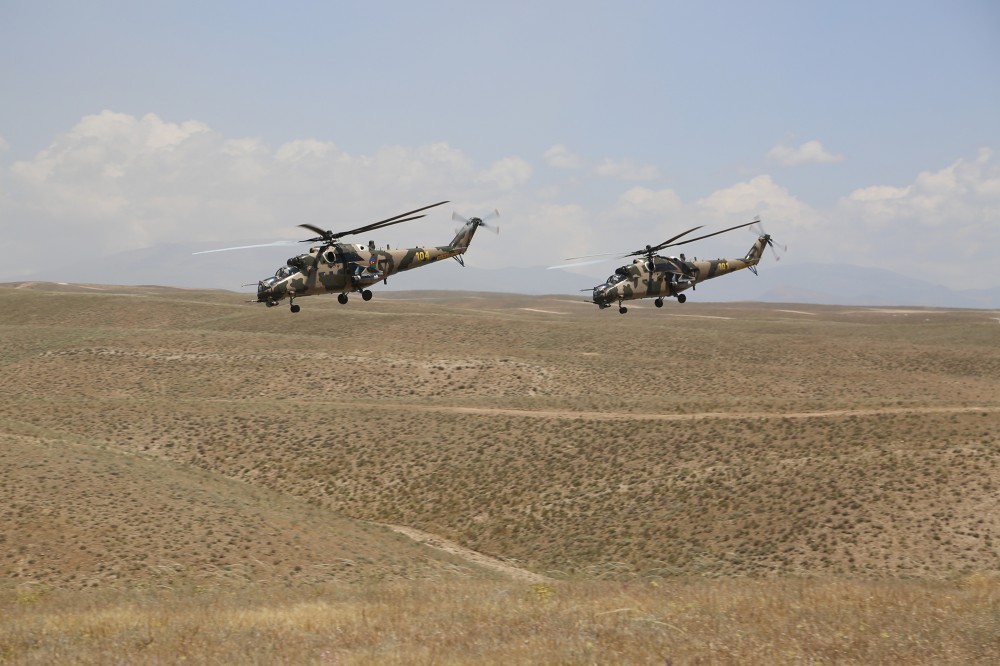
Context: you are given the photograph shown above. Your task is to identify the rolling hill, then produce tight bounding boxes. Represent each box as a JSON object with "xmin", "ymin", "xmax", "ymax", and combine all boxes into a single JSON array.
[{"xmin": 2, "ymin": 282, "xmax": 998, "ymax": 588}]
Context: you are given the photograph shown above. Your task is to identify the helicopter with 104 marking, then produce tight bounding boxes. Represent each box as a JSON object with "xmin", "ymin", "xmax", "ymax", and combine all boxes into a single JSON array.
[{"xmin": 194, "ymin": 201, "xmax": 498, "ymax": 313}]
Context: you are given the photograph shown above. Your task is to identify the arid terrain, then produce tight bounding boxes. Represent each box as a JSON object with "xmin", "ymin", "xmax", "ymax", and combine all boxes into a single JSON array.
[{"xmin": 2, "ymin": 282, "xmax": 998, "ymax": 664}]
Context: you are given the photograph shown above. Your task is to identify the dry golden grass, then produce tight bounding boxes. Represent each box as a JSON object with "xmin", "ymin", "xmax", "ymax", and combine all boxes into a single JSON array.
[
  {"xmin": 2, "ymin": 282, "xmax": 999, "ymax": 662},
  {"xmin": 4, "ymin": 577, "xmax": 998, "ymax": 664}
]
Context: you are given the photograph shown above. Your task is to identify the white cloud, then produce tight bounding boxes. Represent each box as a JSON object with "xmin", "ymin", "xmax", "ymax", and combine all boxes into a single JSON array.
[
  {"xmin": 275, "ymin": 139, "xmax": 336, "ymax": 162},
  {"xmin": 221, "ymin": 137, "xmax": 269, "ymax": 157},
  {"xmin": 141, "ymin": 113, "xmax": 211, "ymax": 151},
  {"xmin": 476, "ymin": 156, "xmax": 533, "ymax": 190},
  {"xmin": 839, "ymin": 148, "xmax": 1000, "ymax": 246},
  {"xmin": 767, "ymin": 140, "xmax": 844, "ymax": 166},
  {"xmin": 2, "ymin": 112, "xmax": 997, "ymax": 290},
  {"xmin": 543, "ymin": 144, "xmax": 583, "ymax": 170},
  {"xmin": 595, "ymin": 158, "xmax": 661, "ymax": 180},
  {"xmin": 847, "ymin": 184, "xmax": 910, "ymax": 202},
  {"xmin": 695, "ymin": 175, "xmax": 816, "ymax": 228},
  {"xmin": 613, "ymin": 186, "xmax": 683, "ymax": 216},
  {"xmin": 0, "ymin": 112, "xmax": 494, "ymax": 271}
]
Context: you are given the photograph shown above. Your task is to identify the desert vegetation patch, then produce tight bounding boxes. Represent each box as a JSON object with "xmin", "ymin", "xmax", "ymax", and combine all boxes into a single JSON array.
[{"xmin": 2, "ymin": 283, "xmax": 998, "ymax": 662}]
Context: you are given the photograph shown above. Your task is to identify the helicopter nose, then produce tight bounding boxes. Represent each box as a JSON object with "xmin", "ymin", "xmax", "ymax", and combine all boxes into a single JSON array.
[{"xmin": 257, "ymin": 279, "xmax": 277, "ymax": 302}]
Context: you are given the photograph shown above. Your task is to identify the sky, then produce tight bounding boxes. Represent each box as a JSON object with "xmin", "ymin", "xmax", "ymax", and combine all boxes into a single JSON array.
[{"xmin": 1, "ymin": 0, "xmax": 999, "ymax": 293}]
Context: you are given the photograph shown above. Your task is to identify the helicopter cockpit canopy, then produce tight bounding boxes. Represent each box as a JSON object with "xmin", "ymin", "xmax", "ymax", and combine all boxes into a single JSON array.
[
  {"xmin": 275, "ymin": 265, "xmax": 299, "ymax": 280},
  {"xmin": 605, "ymin": 273, "xmax": 627, "ymax": 286}
]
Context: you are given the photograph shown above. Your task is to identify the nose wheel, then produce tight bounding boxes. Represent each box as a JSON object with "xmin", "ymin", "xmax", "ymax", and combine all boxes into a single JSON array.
[
  {"xmin": 654, "ymin": 298, "xmax": 664, "ymax": 308},
  {"xmin": 362, "ymin": 289, "xmax": 373, "ymax": 301},
  {"xmin": 338, "ymin": 293, "xmax": 349, "ymax": 304}
]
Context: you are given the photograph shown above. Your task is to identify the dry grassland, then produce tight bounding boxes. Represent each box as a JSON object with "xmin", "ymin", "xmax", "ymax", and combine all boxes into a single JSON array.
[
  {"xmin": 4, "ymin": 578, "xmax": 997, "ymax": 664},
  {"xmin": 1, "ymin": 283, "xmax": 998, "ymax": 663}
]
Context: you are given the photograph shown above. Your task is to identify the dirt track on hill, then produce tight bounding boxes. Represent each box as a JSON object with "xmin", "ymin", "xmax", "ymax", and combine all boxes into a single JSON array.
[
  {"xmin": 384, "ymin": 525, "xmax": 552, "ymax": 583},
  {"xmin": 359, "ymin": 403, "xmax": 1000, "ymax": 422}
]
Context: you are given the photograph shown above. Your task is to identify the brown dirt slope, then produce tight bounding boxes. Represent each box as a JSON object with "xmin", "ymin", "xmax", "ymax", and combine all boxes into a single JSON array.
[
  {"xmin": 1, "ymin": 282, "xmax": 998, "ymax": 587},
  {"xmin": 1, "ymin": 428, "xmax": 509, "ymax": 590}
]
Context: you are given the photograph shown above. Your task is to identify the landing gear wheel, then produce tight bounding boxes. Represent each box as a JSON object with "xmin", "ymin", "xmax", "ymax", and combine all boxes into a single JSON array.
[
  {"xmin": 619, "ymin": 306, "xmax": 628, "ymax": 314},
  {"xmin": 337, "ymin": 293, "xmax": 349, "ymax": 305},
  {"xmin": 361, "ymin": 289, "xmax": 373, "ymax": 301},
  {"xmin": 290, "ymin": 304, "xmax": 300, "ymax": 313},
  {"xmin": 677, "ymin": 294, "xmax": 687, "ymax": 304},
  {"xmin": 654, "ymin": 298, "xmax": 664, "ymax": 308}
]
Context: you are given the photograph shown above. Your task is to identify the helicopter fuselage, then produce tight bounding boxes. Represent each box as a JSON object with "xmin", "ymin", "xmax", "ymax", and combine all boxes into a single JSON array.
[
  {"xmin": 256, "ymin": 241, "xmax": 466, "ymax": 305},
  {"xmin": 592, "ymin": 234, "xmax": 771, "ymax": 309},
  {"xmin": 251, "ymin": 211, "xmax": 489, "ymax": 312},
  {"xmin": 194, "ymin": 201, "xmax": 495, "ymax": 313}
]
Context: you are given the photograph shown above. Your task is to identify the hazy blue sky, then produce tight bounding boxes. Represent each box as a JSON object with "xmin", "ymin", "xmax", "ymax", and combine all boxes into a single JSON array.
[{"xmin": 2, "ymin": 1, "xmax": 998, "ymax": 289}]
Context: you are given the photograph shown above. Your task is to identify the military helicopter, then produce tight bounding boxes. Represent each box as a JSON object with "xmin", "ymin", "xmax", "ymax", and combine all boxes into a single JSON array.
[
  {"xmin": 550, "ymin": 219, "xmax": 783, "ymax": 313},
  {"xmin": 194, "ymin": 201, "xmax": 498, "ymax": 312}
]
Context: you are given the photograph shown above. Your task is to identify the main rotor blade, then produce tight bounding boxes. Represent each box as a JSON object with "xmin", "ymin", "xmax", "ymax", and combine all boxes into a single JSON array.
[
  {"xmin": 298, "ymin": 201, "xmax": 447, "ymax": 242},
  {"xmin": 643, "ymin": 225, "xmax": 704, "ymax": 254},
  {"xmin": 329, "ymin": 201, "xmax": 449, "ymax": 239},
  {"xmin": 371, "ymin": 200, "xmax": 449, "ymax": 228},
  {"xmin": 356, "ymin": 214, "xmax": 427, "ymax": 234},
  {"xmin": 299, "ymin": 224, "xmax": 326, "ymax": 236},
  {"xmin": 192, "ymin": 240, "xmax": 300, "ymax": 255},
  {"xmin": 661, "ymin": 220, "xmax": 759, "ymax": 249},
  {"xmin": 622, "ymin": 225, "xmax": 703, "ymax": 258}
]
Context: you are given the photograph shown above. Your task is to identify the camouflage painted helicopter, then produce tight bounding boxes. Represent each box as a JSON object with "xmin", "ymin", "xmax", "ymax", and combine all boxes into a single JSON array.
[
  {"xmin": 194, "ymin": 201, "xmax": 498, "ymax": 312},
  {"xmin": 551, "ymin": 219, "xmax": 783, "ymax": 314}
]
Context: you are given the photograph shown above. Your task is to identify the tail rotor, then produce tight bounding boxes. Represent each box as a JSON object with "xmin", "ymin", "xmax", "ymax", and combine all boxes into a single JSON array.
[
  {"xmin": 453, "ymin": 209, "xmax": 500, "ymax": 235},
  {"xmin": 748, "ymin": 217, "xmax": 786, "ymax": 261}
]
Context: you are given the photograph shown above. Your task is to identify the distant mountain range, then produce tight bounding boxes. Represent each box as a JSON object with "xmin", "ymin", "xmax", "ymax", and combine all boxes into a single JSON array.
[{"xmin": 6, "ymin": 242, "xmax": 998, "ymax": 309}]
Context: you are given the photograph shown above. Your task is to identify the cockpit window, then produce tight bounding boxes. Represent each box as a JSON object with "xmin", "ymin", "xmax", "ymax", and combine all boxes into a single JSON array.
[
  {"xmin": 606, "ymin": 274, "xmax": 626, "ymax": 285},
  {"xmin": 275, "ymin": 266, "xmax": 297, "ymax": 279}
]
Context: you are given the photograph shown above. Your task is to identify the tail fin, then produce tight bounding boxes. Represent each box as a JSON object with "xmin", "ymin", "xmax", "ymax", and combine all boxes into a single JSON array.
[
  {"xmin": 744, "ymin": 223, "xmax": 785, "ymax": 275},
  {"xmin": 744, "ymin": 235, "xmax": 769, "ymax": 266}
]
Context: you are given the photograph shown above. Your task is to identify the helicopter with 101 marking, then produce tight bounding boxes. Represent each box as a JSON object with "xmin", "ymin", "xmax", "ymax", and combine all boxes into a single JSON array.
[{"xmin": 550, "ymin": 219, "xmax": 783, "ymax": 313}]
